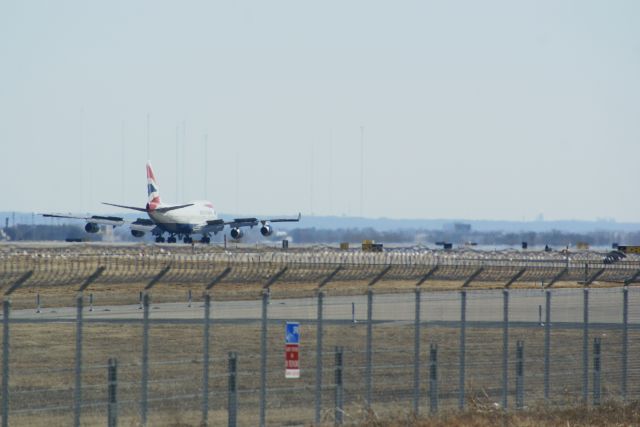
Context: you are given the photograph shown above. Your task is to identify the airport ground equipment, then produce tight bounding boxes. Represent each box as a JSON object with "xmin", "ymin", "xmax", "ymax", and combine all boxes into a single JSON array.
[{"xmin": 617, "ymin": 245, "xmax": 640, "ymax": 254}]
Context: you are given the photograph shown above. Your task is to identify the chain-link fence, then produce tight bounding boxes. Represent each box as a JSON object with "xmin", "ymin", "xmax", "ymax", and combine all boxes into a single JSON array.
[
  {"xmin": 1, "ymin": 246, "xmax": 639, "ymax": 290},
  {"xmin": 0, "ymin": 284, "xmax": 637, "ymax": 426}
]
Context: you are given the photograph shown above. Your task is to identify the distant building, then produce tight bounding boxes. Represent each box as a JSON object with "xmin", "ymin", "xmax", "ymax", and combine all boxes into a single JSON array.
[{"xmin": 444, "ymin": 223, "xmax": 472, "ymax": 233}]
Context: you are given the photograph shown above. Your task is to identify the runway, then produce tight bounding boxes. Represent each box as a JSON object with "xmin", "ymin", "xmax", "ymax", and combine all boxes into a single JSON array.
[{"xmin": 5, "ymin": 287, "xmax": 636, "ymax": 326}]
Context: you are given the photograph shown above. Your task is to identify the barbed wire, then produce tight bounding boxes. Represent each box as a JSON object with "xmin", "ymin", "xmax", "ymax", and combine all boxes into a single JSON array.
[{"xmin": 1, "ymin": 247, "xmax": 639, "ymax": 290}]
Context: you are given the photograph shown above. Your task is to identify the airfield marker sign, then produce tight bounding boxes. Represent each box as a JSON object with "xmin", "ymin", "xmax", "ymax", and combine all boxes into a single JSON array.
[{"xmin": 285, "ymin": 322, "xmax": 300, "ymax": 378}]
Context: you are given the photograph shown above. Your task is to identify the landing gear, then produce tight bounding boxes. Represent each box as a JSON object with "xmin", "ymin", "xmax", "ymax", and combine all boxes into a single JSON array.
[
  {"xmin": 200, "ymin": 236, "xmax": 211, "ymax": 244},
  {"xmin": 155, "ymin": 236, "xmax": 165, "ymax": 243},
  {"xmin": 167, "ymin": 236, "xmax": 176, "ymax": 243},
  {"xmin": 183, "ymin": 236, "xmax": 193, "ymax": 244}
]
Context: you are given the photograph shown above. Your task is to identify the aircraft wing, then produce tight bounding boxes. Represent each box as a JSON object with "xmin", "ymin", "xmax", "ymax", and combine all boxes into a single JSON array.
[
  {"xmin": 42, "ymin": 213, "xmax": 125, "ymax": 227},
  {"xmin": 227, "ymin": 217, "xmax": 260, "ymax": 228},
  {"xmin": 206, "ymin": 213, "xmax": 302, "ymax": 229},
  {"xmin": 101, "ymin": 202, "xmax": 194, "ymax": 213},
  {"xmin": 42, "ymin": 213, "xmax": 156, "ymax": 235},
  {"xmin": 129, "ymin": 218, "xmax": 156, "ymax": 232},
  {"xmin": 261, "ymin": 212, "xmax": 302, "ymax": 224}
]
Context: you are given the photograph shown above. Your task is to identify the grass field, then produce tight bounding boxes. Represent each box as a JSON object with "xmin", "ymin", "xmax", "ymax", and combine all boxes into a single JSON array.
[
  {"xmin": 3, "ymin": 315, "xmax": 637, "ymax": 426},
  {"xmin": 353, "ymin": 402, "xmax": 640, "ymax": 426}
]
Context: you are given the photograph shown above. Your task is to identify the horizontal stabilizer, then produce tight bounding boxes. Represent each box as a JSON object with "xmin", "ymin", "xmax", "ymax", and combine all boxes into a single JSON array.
[{"xmin": 102, "ymin": 202, "xmax": 147, "ymax": 212}]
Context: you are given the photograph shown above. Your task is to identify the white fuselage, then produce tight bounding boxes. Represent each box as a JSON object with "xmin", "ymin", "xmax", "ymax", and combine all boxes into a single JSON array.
[{"xmin": 148, "ymin": 201, "xmax": 217, "ymax": 234}]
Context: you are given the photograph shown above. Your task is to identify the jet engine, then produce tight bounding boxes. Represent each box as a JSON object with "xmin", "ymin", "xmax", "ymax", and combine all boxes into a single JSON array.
[
  {"xmin": 131, "ymin": 230, "xmax": 145, "ymax": 238},
  {"xmin": 230, "ymin": 228, "xmax": 244, "ymax": 239},
  {"xmin": 85, "ymin": 223, "xmax": 100, "ymax": 233},
  {"xmin": 260, "ymin": 224, "xmax": 273, "ymax": 237}
]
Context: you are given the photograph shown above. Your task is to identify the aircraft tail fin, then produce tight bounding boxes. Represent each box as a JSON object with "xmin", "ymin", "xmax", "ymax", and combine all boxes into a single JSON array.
[{"xmin": 146, "ymin": 161, "xmax": 162, "ymax": 210}]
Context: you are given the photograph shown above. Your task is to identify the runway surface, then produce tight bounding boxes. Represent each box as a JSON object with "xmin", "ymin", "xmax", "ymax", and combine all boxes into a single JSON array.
[{"xmin": 5, "ymin": 287, "xmax": 636, "ymax": 326}]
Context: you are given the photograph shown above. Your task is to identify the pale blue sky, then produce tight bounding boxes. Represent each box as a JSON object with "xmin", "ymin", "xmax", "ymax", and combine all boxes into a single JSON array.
[{"xmin": 1, "ymin": 1, "xmax": 639, "ymax": 221}]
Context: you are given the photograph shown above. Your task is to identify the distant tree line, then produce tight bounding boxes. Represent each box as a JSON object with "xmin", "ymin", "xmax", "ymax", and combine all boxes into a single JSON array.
[
  {"xmin": 3, "ymin": 224, "xmax": 640, "ymax": 248},
  {"xmin": 2, "ymin": 224, "xmax": 100, "ymax": 241},
  {"xmin": 289, "ymin": 227, "xmax": 640, "ymax": 247}
]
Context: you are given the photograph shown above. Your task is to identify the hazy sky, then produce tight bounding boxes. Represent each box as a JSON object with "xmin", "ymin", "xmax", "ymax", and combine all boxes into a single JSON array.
[{"xmin": 1, "ymin": 1, "xmax": 639, "ymax": 221}]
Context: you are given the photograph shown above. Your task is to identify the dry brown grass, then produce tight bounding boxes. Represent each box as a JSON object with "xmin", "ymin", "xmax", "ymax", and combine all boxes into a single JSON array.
[
  {"xmin": 354, "ymin": 401, "xmax": 640, "ymax": 426},
  {"xmin": 5, "ymin": 277, "xmax": 617, "ymax": 312},
  {"xmin": 3, "ymin": 315, "xmax": 637, "ymax": 426}
]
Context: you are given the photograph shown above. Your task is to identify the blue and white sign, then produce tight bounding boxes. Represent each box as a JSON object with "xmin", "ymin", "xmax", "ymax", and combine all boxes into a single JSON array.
[{"xmin": 285, "ymin": 322, "xmax": 300, "ymax": 345}]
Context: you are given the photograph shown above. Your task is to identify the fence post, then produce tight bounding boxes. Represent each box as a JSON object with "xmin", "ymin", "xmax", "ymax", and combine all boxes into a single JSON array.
[
  {"xmin": 107, "ymin": 357, "xmax": 118, "ymax": 427},
  {"xmin": 502, "ymin": 290, "xmax": 509, "ymax": 409},
  {"xmin": 334, "ymin": 346, "xmax": 344, "ymax": 426},
  {"xmin": 188, "ymin": 289, "xmax": 192, "ymax": 308},
  {"xmin": 538, "ymin": 304, "xmax": 542, "ymax": 325},
  {"xmin": 582, "ymin": 288, "xmax": 589, "ymax": 404},
  {"xmin": 413, "ymin": 287, "xmax": 421, "ymax": 415},
  {"xmin": 2, "ymin": 299, "xmax": 10, "ymax": 427},
  {"xmin": 429, "ymin": 343, "xmax": 438, "ymax": 414},
  {"xmin": 141, "ymin": 292, "xmax": 150, "ymax": 426},
  {"xmin": 365, "ymin": 288, "xmax": 373, "ymax": 410},
  {"xmin": 315, "ymin": 291, "xmax": 324, "ymax": 425},
  {"xmin": 516, "ymin": 340, "xmax": 524, "ymax": 410},
  {"xmin": 622, "ymin": 287, "xmax": 628, "ymax": 402},
  {"xmin": 89, "ymin": 293, "xmax": 94, "ymax": 312},
  {"xmin": 73, "ymin": 293, "xmax": 83, "ymax": 427},
  {"xmin": 228, "ymin": 352, "xmax": 238, "ymax": 427},
  {"xmin": 544, "ymin": 290, "xmax": 551, "ymax": 402},
  {"xmin": 202, "ymin": 293, "xmax": 211, "ymax": 426},
  {"xmin": 259, "ymin": 289, "xmax": 268, "ymax": 427},
  {"xmin": 459, "ymin": 291, "xmax": 466, "ymax": 410},
  {"xmin": 36, "ymin": 292, "xmax": 41, "ymax": 314},
  {"xmin": 593, "ymin": 337, "xmax": 601, "ymax": 406}
]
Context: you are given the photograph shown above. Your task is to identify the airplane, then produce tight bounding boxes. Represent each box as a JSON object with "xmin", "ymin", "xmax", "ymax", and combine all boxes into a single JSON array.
[{"xmin": 43, "ymin": 162, "xmax": 301, "ymax": 244}]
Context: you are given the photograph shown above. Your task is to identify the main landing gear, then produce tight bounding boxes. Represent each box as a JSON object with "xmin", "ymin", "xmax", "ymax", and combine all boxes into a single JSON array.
[
  {"xmin": 155, "ymin": 234, "xmax": 207, "ymax": 244},
  {"xmin": 155, "ymin": 234, "xmax": 177, "ymax": 243}
]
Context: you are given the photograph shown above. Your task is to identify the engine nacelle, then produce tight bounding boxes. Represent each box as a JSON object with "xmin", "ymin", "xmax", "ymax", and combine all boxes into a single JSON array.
[
  {"xmin": 131, "ymin": 230, "xmax": 145, "ymax": 238},
  {"xmin": 230, "ymin": 228, "xmax": 244, "ymax": 240},
  {"xmin": 260, "ymin": 224, "xmax": 273, "ymax": 237},
  {"xmin": 85, "ymin": 223, "xmax": 100, "ymax": 233}
]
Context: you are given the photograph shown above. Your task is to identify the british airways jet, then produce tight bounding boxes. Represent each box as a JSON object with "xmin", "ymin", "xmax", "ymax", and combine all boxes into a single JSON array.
[{"xmin": 44, "ymin": 162, "xmax": 300, "ymax": 244}]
